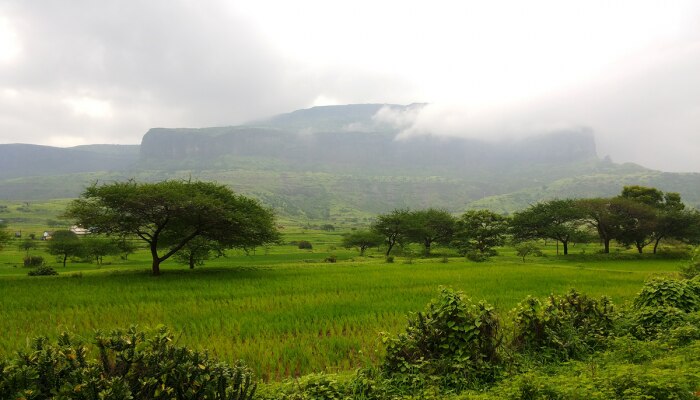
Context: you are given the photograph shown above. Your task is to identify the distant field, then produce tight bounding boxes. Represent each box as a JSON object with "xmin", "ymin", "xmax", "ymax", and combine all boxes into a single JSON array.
[{"xmin": 0, "ymin": 232, "xmax": 684, "ymax": 381}]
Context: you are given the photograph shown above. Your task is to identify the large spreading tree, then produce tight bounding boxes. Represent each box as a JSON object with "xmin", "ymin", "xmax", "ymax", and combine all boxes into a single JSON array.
[
  {"xmin": 64, "ymin": 180, "xmax": 280, "ymax": 275},
  {"xmin": 405, "ymin": 208, "xmax": 455, "ymax": 256},
  {"xmin": 511, "ymin": 199, "xmax": 585, "ymax": 255}
]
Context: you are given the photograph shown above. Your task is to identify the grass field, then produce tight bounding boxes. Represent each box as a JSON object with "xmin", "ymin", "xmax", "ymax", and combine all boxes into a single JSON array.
[{"xmin": 0, "ymin": 226, "xmax": 685, "ymax": 381}]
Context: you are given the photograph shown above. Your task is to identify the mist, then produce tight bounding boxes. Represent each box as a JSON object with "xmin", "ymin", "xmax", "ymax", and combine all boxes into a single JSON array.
[{"xmin": 1, "ymin": 0, "xmax": 699, "ymax": 171}]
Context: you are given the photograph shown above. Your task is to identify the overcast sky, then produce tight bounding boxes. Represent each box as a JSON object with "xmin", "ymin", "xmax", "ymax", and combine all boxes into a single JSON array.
[{"xmin": 1, "ymin": 0, "xmax": 699, "ymax": 171}]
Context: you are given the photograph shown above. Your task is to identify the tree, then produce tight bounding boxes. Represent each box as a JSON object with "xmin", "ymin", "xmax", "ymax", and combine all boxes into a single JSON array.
[
  {"xmin": 576, "ymin": 198, "xmax": 626, "ymax": 254},
  {"xmin": 115, "ymin": 237, "xmax": 139, "ymax": 260},
  {"xmin": 619, "ymin": 185, "xmax": 696, "ymax": 253},
  {"xmin": 341, "ymin": 230, "xmax": 384, "ymax": 256},
  {"xmin": 452, "ymin": 210, "xmax": 509, "ymax": 257},
  {"xmin": 405, "ymin": 208, "xmax": 455, "ymax": 256},
  {"xmin": 82, "ymin": 236, "xmax": 120, "ymax": 265},
  {"xmin": 46, "ymin": 230, "xmax": 83, "ymax": 267},
  {"xmin": 609, "ymin": 199, "xmax": 657, "ymax": 253},
  {"xmin": 511, "ymin": 199, "xmax": 585, "ymax": 255},
  {"xmin": 64, "ymin": 180, "xmax": 280, "ymax": 275},
  {"xmin": 0, "ymin": 221, "xmax": 10, "ymax": 251},
  {"xmin": 174, "ymin": 237, "xmax": 224, "ymax": 269},
  {"xmin": 514, "ymin": 241, "xmax": 543, "ymax": 262},
  {"xmin": 372, "ymin": 209, "xmax": 412, "ymax": 256},
  {"xmin": 18, "ymin": 239, "xmax": 37, "ymax": 256}
]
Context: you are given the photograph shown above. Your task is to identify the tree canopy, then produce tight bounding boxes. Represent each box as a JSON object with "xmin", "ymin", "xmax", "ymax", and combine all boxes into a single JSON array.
[
  {"xmin": 405, "ymin": 208, "xmax": 455, "ymax": 256},
  {"xmin": 341, "ymin": 230, "xmax": 384, "ymax": 256},
  {"xmin": 46, "ymin": 230, "xmax": 82, "ymax": 267},
  {"xmin": 452, "ymin": 210, "xmax": 508, "ymax": 257},
  {"xmin": 64, "ymin": 180, "xmax": 280, "ymax": 275}
]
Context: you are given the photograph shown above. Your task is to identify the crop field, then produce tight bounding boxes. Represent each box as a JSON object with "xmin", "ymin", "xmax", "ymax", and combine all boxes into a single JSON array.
[{"xmin": 0, "ymin": 223, "xmax": 684, "ymax": 381}]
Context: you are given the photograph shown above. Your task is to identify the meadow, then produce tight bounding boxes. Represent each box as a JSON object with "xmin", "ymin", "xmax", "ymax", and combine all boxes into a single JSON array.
[{"xmin": 0, "ymin": 206, "xmax": 686, "ymax": 381}]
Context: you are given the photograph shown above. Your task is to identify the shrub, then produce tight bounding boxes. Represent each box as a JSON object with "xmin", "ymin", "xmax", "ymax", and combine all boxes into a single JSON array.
[
  {"xmin": 0, "ymin": 326, "xmax": 256, "ymax": 400},
  {"xmin": 382, "ymin": 287, "xmax": 501, "ymax": 388},
  {"xmin": 511, "ymin": 289, "xmax": 615, "ymax": 361},
  {"xmin": 385, "ymin": 256, "xmax": 394, "ymax": 263},
  {"xmin": 633, "ymin": 277, "xmax": 699, "ymax": 313},
  {"xmin": 324, "ymin": 255, "xmax": 337, "ymax": 263},
  {"xmin": 298, "ymin": 241, "xmax": 313, "ymax": 250},
  {"xmin": 680, "ymin": 247, "xmax": 700, "ymax": 279},
  {"xmin": 629, "ymin": 277, "xmax": 700, "ymax": 338},
  {"xmin": 27, "ymin": 265, "xmax": 58, "ymax": 276},
  {"xmin": 466, "ymin": 251, "xmax": 490, "ymax": 262},
  {"xmin": 23, "ymin": 255, "xmax": 44, "ymax": 267}
]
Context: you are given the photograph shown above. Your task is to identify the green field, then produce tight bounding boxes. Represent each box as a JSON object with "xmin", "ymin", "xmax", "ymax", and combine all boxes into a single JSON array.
[{"xmin": 0, "ymin": 224, "xmax": 684, "ymax": 381}]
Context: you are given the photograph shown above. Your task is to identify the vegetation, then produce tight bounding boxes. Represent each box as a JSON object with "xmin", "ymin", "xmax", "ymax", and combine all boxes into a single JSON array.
[
  {"xmin": 0, "ymin": 182, "xmax": 699, "ymax": 398},
  {"xmin": 46, "ymin": 229, "xmax": 82, "ymax": 267},
  {"xmin": 64, "ymin": 180, "xmax": 280, "ymax": 275},
  {"xmin": 341, "ymin": 230, "xmax": 383, "ymax": 256}
]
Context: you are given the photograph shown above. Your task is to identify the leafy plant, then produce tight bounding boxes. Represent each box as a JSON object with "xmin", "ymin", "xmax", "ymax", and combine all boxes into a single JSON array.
[
  {"xmin": 27, "ymin": 265, "xmax": 58, "ymax": 276},
  {"xmin": 0, "ymin": 326, "xmax": 256, "ymax": 400},
  {"xmin": 298, "ymin": 240, "xmax": 313, "ymax": 250},
  {"xmin": 382, "ymin": 287, "xmax": 502, "ymax": 389},
  {"xmin": 23, "ymin": 255, "xmax": 44, "ymax": 267},
  {"xmin": 511, "ymin": 289, "xmax": 615, "ymax": 361}
]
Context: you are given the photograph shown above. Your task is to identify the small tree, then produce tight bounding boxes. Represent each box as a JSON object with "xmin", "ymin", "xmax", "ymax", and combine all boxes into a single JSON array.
[
  {"xmin": 320, "ymin": 224, "xmax": 335, "ymax": 232},
  {"xmin": 115, "ymin": 237, "xmax": 139, "ymax": 260},
  {"xmin": 82, "ymin": 237, "xmax": 120, "ymax": 265},
  {"xmin": 0, "ymin": 221, "xmax": 10, "ymax": 251},
  {"xmin": 514, "ymin": 241, "xmax": 543, "ymax": 262},
  {"xmin": 372, "ymin": 208, "xmax": 412, "ymax": 256},
  {"xmin": 341, "ymin": 230, "xmax": 384, "ymax": 256},
  {"xmin": 174, "ymin": 237, "xmax": 224, "ymax": 269},
  {"xmin": 18, "ymin": 239, "xmax": 37, "ymax": 256},
  {"xmin": 452, "ymin": 210, "xmax": 509, "ymax": 258},
  {"xmin": 46, "ymin": 230, "xmax": 83, "ymax": 267}
]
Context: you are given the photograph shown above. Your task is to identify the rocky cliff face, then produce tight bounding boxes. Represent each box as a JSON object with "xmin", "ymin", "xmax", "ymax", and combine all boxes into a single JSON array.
[{"xmin": 139, "ymin": 104, "xmax": 600, "ymax": 177}]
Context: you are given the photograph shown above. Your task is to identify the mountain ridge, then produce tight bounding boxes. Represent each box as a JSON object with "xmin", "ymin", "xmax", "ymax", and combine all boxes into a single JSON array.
[{"xmin": 0, "ymin": 104, "xmax": 697, "ymax": 216}]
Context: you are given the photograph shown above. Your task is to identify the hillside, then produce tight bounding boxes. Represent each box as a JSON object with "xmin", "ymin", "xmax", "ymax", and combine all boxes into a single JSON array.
[{"xmin": 0, "ymin": 104, "xmax": 698, "ymax": 216}]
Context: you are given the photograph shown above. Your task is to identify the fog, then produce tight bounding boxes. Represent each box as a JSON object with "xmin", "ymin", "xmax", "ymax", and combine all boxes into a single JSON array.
[{"xmin": 1, "ymin": 0, "xmax": 699, "ymax": 171}]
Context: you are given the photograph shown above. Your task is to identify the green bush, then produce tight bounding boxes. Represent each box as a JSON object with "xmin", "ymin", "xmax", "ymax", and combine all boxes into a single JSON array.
[
  {"xmin": 382, "ymin": 287, "xmax": 501, "ymax": 389},
  {"xmin": 511, "ymin": 289, "xmax": 615, "ymax": 361},
  {"xmin": 0, "ymin": 326, "xmax": 256, "ymax": 400},
  {"xmin": 27, "ymin": 265, "xmax": 58, "ymax": 276},
  {"xmin": 23, "ymin": 255, "xmax": 44, "ymax": 267},
  {"xmin": 298, "ymin": 241, "xmax": 313, "ymax": 250},
  {"xmin": 633, "ymin": 277, "xmax": 700, "ymax": 312},
  {"xmin": 465, "ymin": 251, "xmax": 491, "ymax": 262}
]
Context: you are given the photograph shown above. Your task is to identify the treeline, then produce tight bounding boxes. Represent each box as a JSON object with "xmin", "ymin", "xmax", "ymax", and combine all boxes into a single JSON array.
[{"xmin": 344, "ymin": 185, "xmax": 700, "ymax": 258}]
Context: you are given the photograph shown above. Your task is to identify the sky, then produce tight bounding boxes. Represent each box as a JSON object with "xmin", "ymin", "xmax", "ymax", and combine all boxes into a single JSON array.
[{"xmin": 1, "ymin": 0, "xmax": 699, "ymax": 171}]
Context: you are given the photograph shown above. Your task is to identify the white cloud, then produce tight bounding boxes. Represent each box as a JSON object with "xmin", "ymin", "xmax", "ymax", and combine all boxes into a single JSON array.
[{"xmin": 63, "ymin": 96, "xmax": 113, "ymax": 119}]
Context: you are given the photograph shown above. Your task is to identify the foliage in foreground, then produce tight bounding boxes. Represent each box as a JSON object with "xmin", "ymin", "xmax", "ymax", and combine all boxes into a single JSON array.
[
  {"xmin": 2, "ymin": 278, "xmax": 700, "ymax": 399},
  {"xmin": 0, "ymin": 326, "xmax": 256, "ymax": 400}
]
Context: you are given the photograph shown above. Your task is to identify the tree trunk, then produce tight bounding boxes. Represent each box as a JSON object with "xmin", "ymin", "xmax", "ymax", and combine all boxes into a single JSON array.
[
  {"xmin": 424, "ymin": 239, "xmax": 431, "ymax": 256},
  {"xmin": 653, "ymin": 237, "xmax": 663, "ymax": 254},
  {"xmin": 556, "ymin": 240, "xmax": 559, "ymax": 255},
  {"xmin": 385, "ymin": 241, "xmax": 394, "ymax": 256},
  {"xmin": 603, "ymin": 238, "xmax": 610, "ymax": 254},
  {"xmin": 152, "ymin": 259, "xmax": 161, "ymax": 275},
  {"xmin": 563, "ymin": 241, "xmax": 569, "ymax": 255},
  {"xmin": 62, "ymin": 254, "xmax": 68, "ymax": 267},
  {"xmin": 189, "ymin": 254, "xmax": 195, "ymax": 269},
  {"xmin": 150, "ymin": 242, "xmax": 161, "ymax": 276}
]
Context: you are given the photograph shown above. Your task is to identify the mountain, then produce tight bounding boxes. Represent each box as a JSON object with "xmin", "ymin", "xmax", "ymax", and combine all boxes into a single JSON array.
[
  {"xmin": 1, "ymin": 104, "xmax": 699, "ymax": 218},
  {"xmin": 0, "ymin": 144, "xmax": 139, "ymax": 180}
]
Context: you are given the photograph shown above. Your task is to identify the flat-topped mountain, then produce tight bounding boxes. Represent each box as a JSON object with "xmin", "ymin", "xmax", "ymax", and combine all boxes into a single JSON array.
[{"xmin": 0, "ymin": 104, "xmax": 698, "ymax": 217}]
